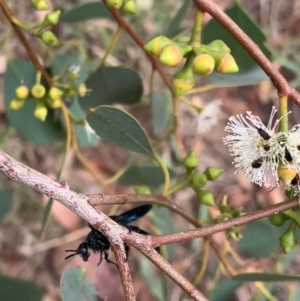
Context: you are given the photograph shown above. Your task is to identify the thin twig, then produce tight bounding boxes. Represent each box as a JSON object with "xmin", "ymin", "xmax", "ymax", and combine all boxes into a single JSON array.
[{"xmin": 192, "ymin": 0, "xmax": 300, "ymax": 106}]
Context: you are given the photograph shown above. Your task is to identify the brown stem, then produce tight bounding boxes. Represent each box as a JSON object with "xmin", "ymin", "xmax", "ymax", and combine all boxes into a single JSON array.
[
  {"xmin": 192, "ymin": 0, "xmax": 300, "ymax": 106},
  {"xmin": 139, "ymin": 248, "xmax": 209, "ymax": 301}
]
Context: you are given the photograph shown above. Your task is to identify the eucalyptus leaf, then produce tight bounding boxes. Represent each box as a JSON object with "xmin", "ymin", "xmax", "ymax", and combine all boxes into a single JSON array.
[
  {"xmin": 87, "ymin": 106, "xmax": 156, "ymax": 158},
  {"xmin": 4, "ymin": 60, "xmax": 64, "ymax": 144},
  {"xmin": 0, "ymin": 276, "xmax": 43, "ymax": 301},
  {"xmin": 233, "ymin": 273, "xmax": 300, "ymax": 282},
  {"xmin": 60, "ymin": 2, "xmax": 111, "ymax": 23},
  {"xmin": 80, "ymin": 67, "xmax": 143, "ymax": 111},
  {"xmin": 0, "ymin": 191, "xmax": 12, "ymax": 222},
  {"xmin": 61, "ymin": 267, "xmax": 100, "ymax": 301},
  {"xmin": 209, "ymin": 279, "xmax": 242, "ymax": 301}
]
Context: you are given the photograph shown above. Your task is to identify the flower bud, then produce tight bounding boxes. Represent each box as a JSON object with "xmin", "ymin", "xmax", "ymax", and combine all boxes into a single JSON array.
[
  {"xmin": 216, "ymin": 53, "xmax": 239, "ymax": 73},
  {"xmin": 278, "ymin": 164, "xmax": 298, "ymax": 186},
  {"xmin": 15, "ymin": 85, "xmax": 29, "ymax": 100},
  {"xmin": 46, "ymin": 96, "xmax": 62, "ymax": 109},
  {"xmin": 40, "ymin": 10, "xmax": 61, "ymax": 28},
  {"xmin": 207, "ymin": 40, "xmax": 230, "ymax": 55},
  {"xmin": 107, "ymin": 0, "xmax": 123, "ymax": 10},
  {"xmin": 31, "ymin": 0, "xmax": 49, "ymax": 10},
  {"xmin": 49, "ymin": 87, "xmax": 63, "ymax": 100},
  {"xmin": 183, "ymin": 151, "xmax": 199, "ymax": 172},
  {"xmin": 159, "ymin": 44, "xmax": 183, "ymax": 67},
  {"xmin": 268, "ymin": 213, "xmax": 289, "ymax": 227},
  {"xmin": 279, "ymin": 222, "xmax": 297, "ymax": 254},
  {"xmin": 41, "ymin": 31, "xmax": 59, "ymax": 47},
  {"xmin": 122, "ymin": 0, "xmax": 136, "ymax": 14},
  {"xmin": 134, "ymin": 186, "xmax": 151, "ymax": 194},
  {"xmin": 173, "ymin": 65, "xmax": 195, "ymax": 97},
  {"xmin": 34, "ymin": 101, "xmax": 48, "ymax": 121},
  {"xmin": 192, "ymin": 54, "xmax": 215, "ymax": 76},
  {"xmin": 144, "ymin": 36, "xmax": 174, "ymax": 57},
  {"xmin": 175, "ymin": 35, "xmax": 190, "ymax": 43},
  {"xmin": 197, "ymin": 190, "xmax": 215, "ymax": 206},
  {"xmin": 31, "ymin": 84, "xmax": 46, "ymax": 99},
  {"xmin": 192, "ymin": 172, "xmax": 207, "ymax": 189},
  {"xmin": 204, "ymin": 166, "xmax": 223, "ymax": 181},
  {"xmin": 9, "ymin": 99, "xmax": 26, "ymax": 110},
  {"xmin": 77, "ymin": 83, "xmax": 90, "ymax": 97}
]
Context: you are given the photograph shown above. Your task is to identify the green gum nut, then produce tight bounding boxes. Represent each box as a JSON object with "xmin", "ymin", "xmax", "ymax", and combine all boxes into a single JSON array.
[
  {"xmin": 9, "ymin": 99, "xmax": 26, "ymax": 110},
  {"xmin": 197, "ymin": 190, "xmax": 215, "ymax": 207},
  {"xmin": 122, "ymin": 0, "xmax": 136, "ymax": 14},
  {"xmin": 41, "ymin": 31, "xmax": 59, "ymax": 46},
  {"xmin": 44, "ymin": 10, "xmax": 61, "ymax": 26},
  {"xmin": 175, "ymin": 35, "xmax": 190, "ymax": 43},
  {"xmin": 216, "ymin": 53, "xmax": 239, "ymax": 73},
  {"xmin": 268, "ymin": 213, "xmax": 289, "ymax": 227},
  {"xmin": 107, "ymin": 0, "xmax": 124, "ymax": 10},
  {"xmin": 49, "ymin": 87, "xmax": 63, "ymax": 100},
  {"xmin": 192, "ymin": 172, "xmax": 207, "ymax": 189},
  {"xmin": 207, "ymin": 40, "xmax": 230, "ymax": 55},
  {"xmin": 204, "ymin": 166, "xmax": 224, "ymax": 181},
  {"xmin": 31, "ymin": 0, "xmax": 49, "ymax": 10},
  {"xmin": 279, "ymin": 222, "xmax": 297, "ymax": 254},
  {"xmin": 15, "ymin": 85, "xmax": 29, "ymax": 100},
  {"xmin": 159, "ymin": 44, "xmax": 183, "ymax": 67},
  {"xmin": 31, "ymin": 84, "xmax": 46, "ymax": 99},
  {"xmin": 34, "ymin": 101, "xmax": 48, "ymax": 121},
  {"xmin": 46, "ymin": 97, "xmax": 62, "ymax": 109},
  {"xmin": 192, "ymin": 54, "xmax": 215, "ymax": 76},
  {"xmin": 183, "ymin": 151, "xmax": 199, "ymax": 174},
  {"xmin": 144, "ymin": 36, "xmax": 174, "ymax": 57},
  {"xmin": 134, "ymin": 186, "xmax": 151, "ymax": 194}
]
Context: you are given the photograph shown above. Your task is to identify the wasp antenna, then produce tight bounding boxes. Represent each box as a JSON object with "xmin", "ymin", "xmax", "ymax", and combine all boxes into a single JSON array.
[{"xmin": 64, "ymin": 252, "xmax": 78, "ymax": 260}]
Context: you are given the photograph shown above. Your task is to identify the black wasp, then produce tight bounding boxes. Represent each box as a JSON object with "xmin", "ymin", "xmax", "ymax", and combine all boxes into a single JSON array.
[{"xmin": 65, "ymin": 205, "xmax": 160, "ymax": 267}]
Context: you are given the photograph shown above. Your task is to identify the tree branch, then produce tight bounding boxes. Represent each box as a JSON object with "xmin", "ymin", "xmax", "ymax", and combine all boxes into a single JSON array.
[{"xmin": 192, "ymin": 0, "xmax": 300, "ymax": 106}]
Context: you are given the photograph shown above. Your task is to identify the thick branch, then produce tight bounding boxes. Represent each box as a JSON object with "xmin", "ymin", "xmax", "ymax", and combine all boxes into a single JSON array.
[{"xmin": 192, "ymin": 0, "xmax": 300, "ymax": 106}]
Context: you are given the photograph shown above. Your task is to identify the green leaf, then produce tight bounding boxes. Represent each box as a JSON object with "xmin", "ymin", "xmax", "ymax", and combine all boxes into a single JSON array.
[
  {"xmin": 60, "ymin": 2, "xmax": 112, "ymax": 23},
  {"xmin": 87, "ymin": 106, "xmax": 156, "ymax": 158},
  {"xmin": 4, "ymin": 60, "xmax": 64, "ymax": 145},
  {"xmin": 208, "ymin": 66, "xmax": 268, "ymax": 87},
  {"xmin": 203, "ymin": 3, "xmax": 271, "ymax": 71},
  {"xmin": 233, "ymin": 273, "xmax": 300, "ymax": 282},
  {"xmin": 0, "ymin": 276, "xmax": 43, "ymax": 301},
  {"xmin": 0, "ymin": 191, "xmax": 12, "ymax": 222},
  {"xmin": 69, "ymin": 97, "xmax": 99, "ymax": 148},
  {"xmin": 119, "ymin": 164, "xmax": 175, "ymax": 186},
  {"xmin": 151, "ymin": 92, "xmax": 171, "ymax": 136},
  {"xmin": 165, "ymin": 1, "xmax": 192, "ymax": 38},
  {"xmin": 209, "ymin": 279, "xmax": 242, "ymax": 301},
  {"xmin": 79, "ymin": 67, "xmax": 143, "ymax": 111},
  {"xmin": 61, "ymin": 267, "xmax": 100, "ymax": 301},
  {"xmin": 239, "ymin": 219, "xmax": 281, "ymax": 257}
]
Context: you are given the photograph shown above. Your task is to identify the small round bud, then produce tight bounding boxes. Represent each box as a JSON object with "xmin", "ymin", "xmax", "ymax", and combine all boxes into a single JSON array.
[
  {"xmin": 173, "ymin": 67, "xmax": 194, "ymax": 97},
  {"xmin": 122, "ymin": 0, "xmax": 136, "ymax": 14},
  {"xmin": 192, "ymin": 172, "xmax": 207, "ymax": 189},
  {"xmin": 15, "ymin": 85, "xmax": 29, "ymax": 100},
  {"xmin": 159, "ymin": 44, "xmax": 183, "ymax": 67},
  {"xmin": 204, "ymin": 166, "xmax": 224, "ymax": 181},
  {"xmin": 49, "ymin": 87, "xmax": 63, "ymax": 100},
  {"xmin": 134, "ymin": 186, "xmax": 151, "ymax": 194},
  {"xmin": 107, "ymin": 0, "xmax": 123, "ymax": 9},
  {"xmin": 31, "ymin": 84, "xmax": 46, "ymax": 99},
  {"xmin": 77, "ymin": 83, "xmax": 89, "ymax": 97},
  {"xmin": 46, "ymin": 97, "xmax": 62, "ymax": 109},
  {"xmin": 41, "ymin": 31, "xmax": 59, "ymax": 47},
  {"xmin": 9, "ymin": 99, "xmax": 26, "ymax": 110},
  {"xmin": 44, "ymin": 10, "xmax": 61, "ymax": 26},
  {"xmin": 216, "ymin": 53, "xmax": 239, "ymax": 73},
  {"xmin": 269, "ymin": 213, "xmax": 289, "ymax": 227},
  {"xmin": 175, "ymin": 35, "xmax": 190, "ymax": 43},
  {"xmin": 31, "ymin": 0, "xmax": 49, "ymax": 10},
  {"xmin": 144, "ymin": 36, "xmax": 174, "ymax": 57},
  {"xmin": 184, "ymin": 151, "xmax": 199, "ymax": 168},
  {"xmin": 279, "ymin": 223, "xmax": 297, "ymax": 254},
  {"xmin": 207, "ymin": 40, "xmax": 230, "ymax": 54},
  {"xmin": 197, "ymin": 190, "xmax": 215, "ymax": 207},
  {"xmin": 34, "ymin": 101, "xmax": 48, "ymax": 121},
  {"xmin": 192, "ymin": 54, "xmax": 215, "ymax": 76}
]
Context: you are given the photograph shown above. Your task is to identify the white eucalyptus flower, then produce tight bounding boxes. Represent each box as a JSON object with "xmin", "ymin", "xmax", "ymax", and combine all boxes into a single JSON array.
[
  {"xmin": 197, "ymin": 99, "xmax": 222, "ymax": 134},
  {"xmin": 224, "ymin": 107, "xmax": 287, "ymax": 187}
]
